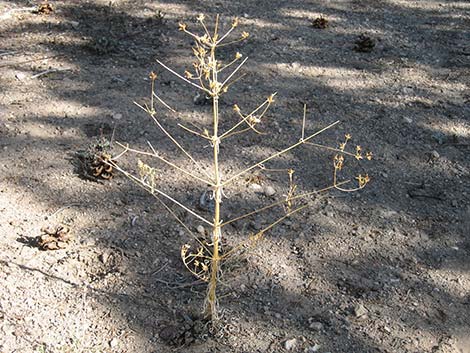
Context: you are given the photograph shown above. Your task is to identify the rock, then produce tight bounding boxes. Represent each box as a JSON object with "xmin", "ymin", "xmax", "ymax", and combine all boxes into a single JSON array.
[
  {"xmin": 109, "ymin": 337, "xmax": 119, "ymax": 348},
  {"xmin": 193, "ymin": 92, "xmax": 210, "ymax": 105},
  {"xmin": 430, "ymin": 150, "xmax": 440, "ymax": 160},
  {"xmin": 249, "ymin": 183, "xmax": 263, "ymax": 193},
  {"xmin": 15, "ymin": 72, "xmax": 27, "ymax": 81},
  {"xmin": 403, "ymin": 116, "xmax": 413, "ymax": 124},
  {"xmin": 309, "ymin": 321, "xmax": 323, "ymax": 331},
  {"xmin": 353, "ymin": 303, "xmax": 368, "ymax": 318},
  {"xmin": 431, "ymin": 132, "xmax": 446, "ymax": 144},
  {"xmin": 196, "ymin": 225, "xmax": 205, "ymax": 235},
  {"xmin": 284, "ymin": 338, "xmax": 297, "ymax": 351},
  {"xmin": 112, "ymin": 113, "xmax": 123, "ymax": 120},
  {"xmin": 69, "ymin": 20, "xmax": 80, "ymax": 29},
  {"xmin": 264, "ymin": 185, "xmax": 276, "ymax": 197},
  {"xmin": 99, "ymin": 251, "xmax": 110, "ymax": 264},
  {"xmin": 306, "ymin": 344, "xmax": 321, "ymax": 352}
]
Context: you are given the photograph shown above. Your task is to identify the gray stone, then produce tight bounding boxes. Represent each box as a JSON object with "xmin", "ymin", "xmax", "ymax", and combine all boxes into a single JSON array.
[
  {"xmin": 249, "ymin": 183, "xmax": 263, "ymax": 193},
  {"xmin": 264, "ymin": 185, "xmax": 276, "ymax": 197},
  {"xmin": 284, "ymin": 338, "xmax": 297, "ymax": 351},
  {"xmin": 196, "ymin": 225, "xmax": 205, "ymax": 235},
  {"xmin": 403, "ymin": 116, "xmax": 413, "ymax": 124},
  {"xmin": 353, "ymin": 303, "xmax": 368, "ymax": 318},
  {"xmin": 309, "ymin": 321, "xmax": 324, "ymax": 331}
]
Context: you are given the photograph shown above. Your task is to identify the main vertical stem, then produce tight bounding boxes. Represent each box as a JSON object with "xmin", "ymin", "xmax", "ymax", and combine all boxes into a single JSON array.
[{"xmin": 206, "ymin": 44, "xmax": 221, "ymax": 321}]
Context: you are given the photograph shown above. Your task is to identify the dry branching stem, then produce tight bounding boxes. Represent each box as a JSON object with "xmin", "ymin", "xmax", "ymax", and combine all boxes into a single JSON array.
[{"xmin": 112, "ymin": 15, "xmax": 372, "ymax": 323}]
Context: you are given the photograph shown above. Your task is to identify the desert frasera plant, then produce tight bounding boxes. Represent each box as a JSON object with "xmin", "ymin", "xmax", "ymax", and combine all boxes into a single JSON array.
[{"xmin": 109, "ymin": 15, "xmax": 371, "ymax": 322}]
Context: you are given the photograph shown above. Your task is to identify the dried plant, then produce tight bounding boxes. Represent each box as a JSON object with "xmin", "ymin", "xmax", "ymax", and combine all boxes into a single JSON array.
[{"xmin": 108, "ymin": 15, "xmax": 371, "ymax": 323}]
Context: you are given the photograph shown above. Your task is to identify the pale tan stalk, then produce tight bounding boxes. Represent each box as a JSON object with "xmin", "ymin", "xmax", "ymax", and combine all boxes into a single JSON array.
[{"xmin": 206, "ymin": 43, "xmax": 221, "ymax": 320}]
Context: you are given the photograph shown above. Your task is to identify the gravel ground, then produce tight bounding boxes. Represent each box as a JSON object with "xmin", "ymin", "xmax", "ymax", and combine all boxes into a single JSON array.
[{"xmin": 0, "ymin": 1, "xmax": 469, "ymax": 352}]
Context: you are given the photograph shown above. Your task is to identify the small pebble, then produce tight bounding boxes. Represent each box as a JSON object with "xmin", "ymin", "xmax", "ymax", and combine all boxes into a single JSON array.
[
  {"xmin": 430, "ymin": 150, "xmax": 440, "ymax": 160},
  {"xmin": 196, "ymin": 225, "xmax": 205, "ymax": 235},
  {"xmin": 306, "ymin": 344, "xmax": 321, "ymax": 352},
  {"xmin": 309, "ymin": 321, "xmax": 323, "ymax": 331},
  {"xmin": 249, "ymin": 183, "xmax": 263, "ymax": 193},
  {"xmin": 403, "ymin": 116, "xmax": 413, "ymax": 124},
  {"xmin": 353, "ymin": 303, "xmax": 368, "ymax": 318},
  {"xmin": 284, "ymin": 338, "xmax": 297, "ymax": 351},
  {"xmin": 264, "ymin": 185, "xmax": 276, "ymax": 197},
  {"xmin": 109, "ymin": 337, "xmax": 119, "ymax": 348},
  {"xmin": 15, "ymin": 72, "xmax": 27, "ymax": 81},
  {"xmin": 99, "ymin": 252, "xmax": 110, "ymax": 264}
]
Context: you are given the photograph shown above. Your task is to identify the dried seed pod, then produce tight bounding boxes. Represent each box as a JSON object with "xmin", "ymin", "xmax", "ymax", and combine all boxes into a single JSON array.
[
  {"xmin": 36, "ymin": 2, "xmax": 54, "ymax": 15},
  {"xmin": 311, "ymin": 16, "xmax": 329, "ymax": 29},
  {"xmin": 354, "ymin": 35, "xmax": 375, "ymax": 52},
  {"xmin": 37, "ymin": 225, "xmax": 72, "ymax": 250}
]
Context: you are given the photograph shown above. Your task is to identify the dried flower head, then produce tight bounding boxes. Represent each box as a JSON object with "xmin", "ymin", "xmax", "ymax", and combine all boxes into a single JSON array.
[
  {"xmin": 241, "ymin": 31, "xmax": 250, "ymax": 40},
  {"xmin": 356, "ymin": 174, "xmax": 370, "ymax": 188},
  {"xmin": 334, "ymin": 154, "xmax": 344, "ymax": 170},
  {"xmin": 235, "ymin": 52, "xmax": 243, "ymax": 59},
  {"xmin": 178, "ymin": 22, "xmax": 187, "ymax": 31},
  {"xmin": 232, "ymin": 17, "xmax": 239, "ymax": 28},
  {"xmin": 149, "ymin": 71, "xmax": 157, "ymax": 81},
  {"xmin": 197, "ymin": 14, "xmax": 205, "ymax": 22}
]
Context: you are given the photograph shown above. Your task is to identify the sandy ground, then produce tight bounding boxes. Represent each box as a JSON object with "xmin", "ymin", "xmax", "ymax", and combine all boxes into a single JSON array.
[{"xmin": 0, "ymin": 1, "xmax": 469, "ymax": 352}]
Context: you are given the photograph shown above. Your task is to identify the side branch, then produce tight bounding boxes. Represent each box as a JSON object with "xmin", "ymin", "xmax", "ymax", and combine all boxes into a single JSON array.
[
  {"xmin": 222, "ymin": 120, "xmax": 340, "ymax": 186},
  {"xmin": 110, "ymin": 161, "xmax": 214, "ymax": 226},
  {"xmin": 157, "ymin": 59, "xmax": 211, "ymax": 94},
  {"xmin": 220, "ymin": 93, "xmax": 277, "ymax": 140},
  {"xmin": 220, "ymin": 57, "xmax": 248, "ymax": 89},
  {"xmin": 221, "ymin": 181, "xmax": 349, "ymax": 227},
  {"xmin": 221, "ymin": 204, "xmax": 309, "ymax": 260},
  {"xmin": 134, "ymin": 102, "xmax": 213, "ymax": 182},
  {"xmin": 115, "ymin": 141, "xmax": 214, "ymax": 186}
]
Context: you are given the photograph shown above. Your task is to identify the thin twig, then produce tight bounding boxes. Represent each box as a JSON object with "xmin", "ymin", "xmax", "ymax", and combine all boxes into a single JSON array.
[
  {"xmin": 0, "ymin": 7, "xmax": 36, "ymax": 21},
  {"xmin": 304, "ymin": 141, "xmax": 356, "ymax": 157},
  {"xmin": 220, "ymin": 57, "xmax": 248, "ymax": 88},
  {"xmin": 301, "ymin": 104, "xmax": 306, "ymax": 141},
  {"xmin": 115, "ymin": 141, "xmax": 213, "ymax": 186},
  {"xmin": 221, "ymin": 181, "xmax": 349, "ymax": 226},
  {"xmin": 216, "ymin": 25, "xmax": 236, "ymax": 45},
  {"xmin": 46, "ymin": 203, "xmax": 81, "ymax": 220},
  {"xmin": 110, "ymin": 161, "xmax": 214, "ymax": 226},
  {"xmin": 152, "ymin": 92, "xmax": 177, "ymax": 113},
  {"xmin": 152, "ymin": 194, "xmax": 213, "ymax": 255},
  {"xmin": 222, "ymin": 120, "xmax": 340, "ymax": 186},
  {"xmin": 220, "ymin": 93, "xmax": 276, "ymax": 139},
  {"xmin": 0, "ymin": 54, "xmax": 63, "ymax": 68},
  {"xmin": 134, "ymin": 102, "xmax": 213, "ymax": 182},
  {"xmin": 0, "ymin": 51, "xmax": 17, "ymax": 57},
  {"xmin": 178, "ymin": 123, "xmax": 211, "ymax": 140},
  {"xmin": 30, "ymin": 68, "xmax": 71, "ymax": 79},
  {"xmin": 156, "ymin": 59, "xmax": 210, "ymax": 93},
  {"xmin": 221, "ymin": 204, "xmax": 309, "ymax": 259},
  {"xmin": 155, "ymin": 278, "xmax": 204, "ymax": 289}
]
